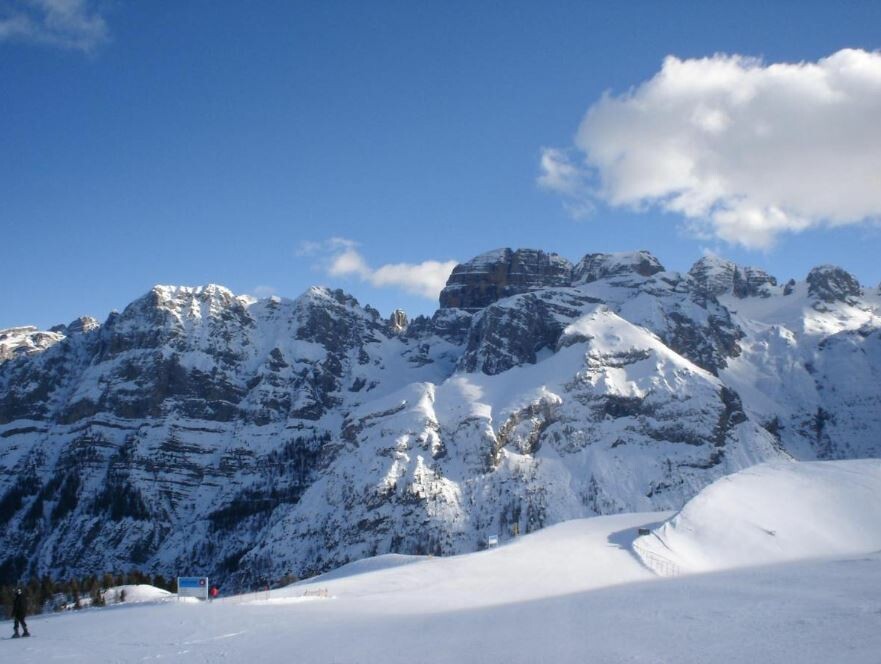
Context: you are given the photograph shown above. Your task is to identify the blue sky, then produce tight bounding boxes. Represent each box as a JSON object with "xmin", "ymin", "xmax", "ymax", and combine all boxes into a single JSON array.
[{"xmin": 2, "ymin": 0, "xmax": 881, "ymax": 329}]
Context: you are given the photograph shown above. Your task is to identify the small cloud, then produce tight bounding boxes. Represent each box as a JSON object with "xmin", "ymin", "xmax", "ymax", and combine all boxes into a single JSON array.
[
  {"xmin": 328, "ymin": 247, "xmax": 371, "ymax": 279},
  {"xmin": 297, "ymin": 237, "xmax": 359, "ymax": 258},
  {"xmin": 537, "ymin": 148, "xmax": 595, "ymax": 220},
  {"xmin": 307, "ymin": 238, "xmax": 457, "ymax": 300},
  {"xmin": 252, "ymin": 285, "xmax": 277, "ymax": 299},
  {"xmin": 327, "ymin": 236, "xmax": 358, "ymax": 250},
  {"xmin": 295, "ymin": 240, "xmax": 322, "ymax": 257},
  {"xmin": 538, "ymin": 148, "xmax": 587, "ymax": 197},
  {"xmin": 367, "ymin": 260, "xmax": 459, "ymax": 299},
  {"xmin": 0, "ymin": 0, "xmax": 108, "ymax": 52},
  {"xmin": 562, "ymin": 199, "xmax": 594, "ymax": 221},
  {"xmin": 541, "ymin": 48, "xmax": 881, "ymax": 249}
]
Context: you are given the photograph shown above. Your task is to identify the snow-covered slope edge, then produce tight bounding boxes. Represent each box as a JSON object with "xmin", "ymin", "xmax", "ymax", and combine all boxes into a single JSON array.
[
  {"xmin": 288, "ymin": 512, "xmax": 668, "ymax": 610},
  {"xmin": 635, "ymin": 459, "xmax": 881, "ymax": 574}
]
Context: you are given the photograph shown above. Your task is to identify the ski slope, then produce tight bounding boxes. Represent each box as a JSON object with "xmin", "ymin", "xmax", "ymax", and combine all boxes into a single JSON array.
[
  {"xmin": 5, "ymin": 461, "xmax": 881, "ymax": 663},
  {"xmin": 636, "ymin": 459, "xmax": 881, "ymax": 573}
]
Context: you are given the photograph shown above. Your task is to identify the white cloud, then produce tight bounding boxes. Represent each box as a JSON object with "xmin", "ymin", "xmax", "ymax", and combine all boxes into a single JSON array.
[
  {"xmin": 367, "ymin": 260, "xmax": 460, "ymax": 299},
  {"xmin": 252, "ymin": 285, "xmax": 277, "ymax": 299},
  {"xmin": 0, "ymin": 0, "xmax": 108, "ymax": 52},
  {"xmin": 328, "ymin": 247, "xmax": 371, "ymax": 278},
  {"xmin": 307, "ymin": 238, "xmax": 457, "ymax": 300},
  {"xmin": 541, "ymin": 48, "xmax": 881, "ymax": 249},
  {"xmin": 538, "ymin": 148, "xmax": 587, "ymax": 197},
  {"xmin": 537, "ymin": 148, "xmax": 595, "ymax": 220},
  {"xmin": 294, "ymin": 240, "xmax": 322, "ymax": 257}
]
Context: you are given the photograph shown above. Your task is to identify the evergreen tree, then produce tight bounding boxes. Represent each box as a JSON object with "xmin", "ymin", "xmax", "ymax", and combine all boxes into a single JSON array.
[
  {"xmin": 0, "ymin": 585, "xmax": 13, "ymax": 618},
  {"xmin": 38, "ymin": 575, "xmax": 55, "ymax": 613},
  {"xmin": 26, "ymin": 577, "xmax": 41, "ymax": 614},
  {"xmin": 152, "ymin": 574, "xmax": 169, "ymax": 591},
  {"xmin": 90, "ymin": 585, "xmax": 105, "ymax": 607}
]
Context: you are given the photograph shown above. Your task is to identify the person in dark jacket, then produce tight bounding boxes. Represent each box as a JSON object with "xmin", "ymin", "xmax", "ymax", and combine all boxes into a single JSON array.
[{"xmin": 12, "ymin": 588, "xmax": 29, "ymax": 638}]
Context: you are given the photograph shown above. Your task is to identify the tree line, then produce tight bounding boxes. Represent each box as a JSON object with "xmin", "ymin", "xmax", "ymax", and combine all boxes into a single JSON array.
[{"xmin": 1, "ymin": 570, "xmax": 176, "ymax": 619}]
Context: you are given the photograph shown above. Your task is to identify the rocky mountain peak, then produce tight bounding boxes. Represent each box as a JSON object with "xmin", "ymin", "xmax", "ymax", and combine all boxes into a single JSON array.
[
  {"xmin": 439, "ymin": 248, "xmax": 572, "ymax": 312},
  {"xmin": 50, "ymin": 316, "xmax": 101, "ymax": 336},
  {"xmin": 150, "ymin": 283, "xmax": 244, "ymax": 311},
  {"xmin": 689, "ymin": 256, "xmax": 778, "ymax": 299},
  {"xmin": 807, "ymin": 265, "xmax": 862, "ymax": 303},
  {"xmin": 296, "ymin": 285, "xmax": 362, "ymax": 311},
  {"xmin": 688, "ymin": 256, "xmax": 736, "ymax": 296},
  {"xmin": 111, "ymin": 284, "xmax": 253, "ymax": 338},
  {"xmin": 572, "ymin": 250, "xmax": 664, "ymax": 285}
]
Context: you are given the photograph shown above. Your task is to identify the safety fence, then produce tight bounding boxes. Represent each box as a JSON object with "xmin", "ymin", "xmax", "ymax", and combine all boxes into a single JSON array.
[
  {"xmin": 301, "ymin": 588, "xmax": 329, "ymax": 598},
  {"xmin": 632, "ymin": 539, "xmax": 683, "ymax": 578}
]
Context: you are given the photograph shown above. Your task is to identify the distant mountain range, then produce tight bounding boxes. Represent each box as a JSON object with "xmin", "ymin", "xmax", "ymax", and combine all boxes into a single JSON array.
[{"xmin": 1, "ymin": 248, "xmax": 879, "ymax": 586}]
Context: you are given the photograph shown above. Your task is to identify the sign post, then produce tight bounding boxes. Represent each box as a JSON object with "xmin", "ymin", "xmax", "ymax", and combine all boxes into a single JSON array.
[{"xmin": 177, "ymin": 576, "xmax": 209, "ymax": 601}]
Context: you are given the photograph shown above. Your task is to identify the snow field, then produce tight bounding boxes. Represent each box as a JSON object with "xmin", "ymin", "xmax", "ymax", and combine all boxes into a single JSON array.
[
  {"xmin": 6, "ymin": 461, "xmax": 881, "ymax": 664},
  {"xmin": 6, "ymin": 555, "xmax": 880, "ymax": 663}
]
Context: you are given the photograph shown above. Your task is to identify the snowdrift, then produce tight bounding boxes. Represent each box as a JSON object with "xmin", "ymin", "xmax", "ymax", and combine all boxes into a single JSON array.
[
  {"xmin": 308, "ymin": 553, "xmax": 427, "ymax": 582},
  {"xmin": 61, "ymin": 584, "xmax": 172, "ymax": 610},
  {"xmin": 109, "ymin": 584, "xmax": 173, "ymax": 604},
  {"xmin": 635, "ymin": 459, "xmax": 881, "ymax": 573}
]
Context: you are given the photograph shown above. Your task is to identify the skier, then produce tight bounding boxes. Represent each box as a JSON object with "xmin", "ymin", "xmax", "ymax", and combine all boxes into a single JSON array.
[{"xmin": 12, "ymin": 587, "xmax": 29, "ymax": 638}]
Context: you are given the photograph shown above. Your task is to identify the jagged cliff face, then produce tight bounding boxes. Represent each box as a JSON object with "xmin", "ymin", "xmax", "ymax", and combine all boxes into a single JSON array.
[
  {"xmin": 439, "ymin": 249, "xmax": 573, "ymax": 312},
  {"xmin": 1, "ymin": 248, "xmax": 880, "ymax": 585},
  {"xmin": 689, "ymin": 256, "xmax": 779, "ymax": 299}
]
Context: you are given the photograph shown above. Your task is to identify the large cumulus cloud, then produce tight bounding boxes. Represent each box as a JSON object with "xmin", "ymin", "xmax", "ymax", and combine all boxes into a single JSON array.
[{"xmin": 540, "ymin": 49, "xmax": 881, "ymax": 248}]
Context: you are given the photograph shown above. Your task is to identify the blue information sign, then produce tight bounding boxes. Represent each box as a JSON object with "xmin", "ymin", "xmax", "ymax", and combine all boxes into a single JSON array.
[{"xmin": 177, "ymin": 576, "xmax": 209, "ymax": 599}]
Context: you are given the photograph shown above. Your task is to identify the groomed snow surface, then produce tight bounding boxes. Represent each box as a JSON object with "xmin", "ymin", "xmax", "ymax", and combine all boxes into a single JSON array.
[{"xmin": 5, "ymin": 460, "xmax": 881, "ymax": 663}]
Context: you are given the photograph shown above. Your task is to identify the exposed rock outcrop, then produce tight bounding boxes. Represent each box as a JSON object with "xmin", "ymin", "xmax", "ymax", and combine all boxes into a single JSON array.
[
  {"xmin": 572, "ymin": 250, "xmax": 664, "ymax": 285},
  {"xmin": 0, "ymin": 326, "xmax": 65, "ymax": 362},
  {"xmin": 689, "ymin": 256, "xmax": 778, "ymax": 299},
  {"xmin": 807, "ymin": 265, "xmax": 861, "ymax": 304},
  {"xmin": 458, "ymin": 289, "xmax": 600, "ymax": 374},
  {"xmin": 387, "ymin": 309, "xmax": 409, "ymax": 334},
  {"xmin": 439, "ymin": 248, "xmax": 572, "ymax": 311}
]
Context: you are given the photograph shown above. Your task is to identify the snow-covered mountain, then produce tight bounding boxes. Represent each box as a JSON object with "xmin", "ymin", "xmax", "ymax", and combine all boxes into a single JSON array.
[{"xmin": 1, "ymin": 248, "xmax": 879, "ymax": 585}]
